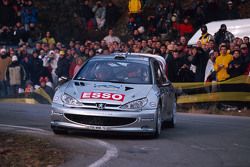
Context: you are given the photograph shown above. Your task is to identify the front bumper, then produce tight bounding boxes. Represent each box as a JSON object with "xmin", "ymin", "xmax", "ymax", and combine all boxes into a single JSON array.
[{"xmin": 51, "ymin": 103, "xmax": 157, "ymax": 133}]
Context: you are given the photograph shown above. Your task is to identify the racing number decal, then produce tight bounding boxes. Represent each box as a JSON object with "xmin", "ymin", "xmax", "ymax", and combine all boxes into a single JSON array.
[{"xmin": 81, "ymin": 92, "xmax": 125, "ymax": 102}]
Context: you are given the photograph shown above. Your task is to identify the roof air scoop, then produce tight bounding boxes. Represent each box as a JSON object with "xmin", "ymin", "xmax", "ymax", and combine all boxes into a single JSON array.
[{"xmin": 114, "ymin": 54, "xmax": 127, "ymax": 60}]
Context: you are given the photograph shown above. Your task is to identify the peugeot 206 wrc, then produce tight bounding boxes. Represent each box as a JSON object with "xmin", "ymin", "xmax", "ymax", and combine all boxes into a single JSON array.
[{"xmin": 51, "ymin": 53, "xmax": 176, "ymax": 137}]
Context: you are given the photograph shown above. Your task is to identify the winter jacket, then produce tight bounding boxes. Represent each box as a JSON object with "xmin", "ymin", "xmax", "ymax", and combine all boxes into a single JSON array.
[
  {"xmin": 6, "ymin": 62, "xmax": 26, "ymax": 86},
  {"xmin": 30, "ymin": 57, "xmax": 44, "ymax": 85},
  {"xmin": 92, "ymin": 6, "xmax": 106, "ymax": 19},
  {"xmin": 214, "ymin": 30, "xmax": 234, "ymax": 46},
  {"xmin": 128, "ymin": 0, "xmax": 141, "ymax": 14},
  {"xmin": 174, "ymin": 23, "xmax": 194, "ymax": 37},
  {"xmin": 55, "ymin": 56, "xmax": 70, "ymax": 78},
  {"xmin": 227, "ymin": 57, "xmax": 244, "ymax": 78},
  {"xmin": 191, "ymin": 48, "xmax": 209, "ymax": 82},
  {"xmin": 214, "ymin": 53, "xmax": 233, "ymax": 81},
  {"xmin": 21, "ymin": 6, "xmax": 38, "ymax": 24},
  {"xmin": 0, "ymin": 54, "xmax": 12, "ymax": 81},
  {"xmin": 204, "ymin": 59, "xmax": 215, "ymax": 82},
  {"xmin": 199, "ymin": 32, "xmax": 213, "ymax": 45},
  {"xmin": 42, "ymin": 37, "xmax": 56, "ymax": 45}
]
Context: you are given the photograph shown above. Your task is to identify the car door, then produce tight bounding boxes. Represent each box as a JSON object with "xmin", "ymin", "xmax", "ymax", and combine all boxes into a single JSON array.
[{"xmin": 152, "ymin": 60, "xmax": 169, "ymax": 120}]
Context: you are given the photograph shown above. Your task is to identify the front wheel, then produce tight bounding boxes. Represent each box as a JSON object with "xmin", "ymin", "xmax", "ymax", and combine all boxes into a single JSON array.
[
  {"xmin": 51, "ymin": 126, "xmax": 68, "ymax": 135},
  {"xmin": 153, "ymin": 103, "xmax": 162, "ymax": 138}
]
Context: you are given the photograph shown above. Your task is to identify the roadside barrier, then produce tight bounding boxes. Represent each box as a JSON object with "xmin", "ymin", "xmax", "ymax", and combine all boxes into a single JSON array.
[
  {"xmin": 174, "ymin": 75, "xmax": 250, "ymax": 106},
  {"xmin": 1, "ymin": 75, "xmax": 249, "ymax": 107},
  {"xmin": 0, "ymin": 88, "xmax": 52, "ymax": 105}
]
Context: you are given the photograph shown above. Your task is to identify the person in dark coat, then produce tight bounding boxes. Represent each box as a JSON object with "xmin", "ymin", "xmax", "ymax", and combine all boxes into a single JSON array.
[
  {"xmin": 30, "ymin": 51, "xmax": 44, "ymax": 85},
  {"xmin": 167, "ymin": 50, "xmax": 193, "ymax": 82},
  {"xmin": 12, "ymin": 22, "xmax": 29, "ymax": 45},
  {"xmin": 79, "ymin": 0, "xmax": 94, "ymax": 29},
  {"xmin": 228, "ymin": 49, "xmax": 244, "ymax": 78},
  {"xmin": 191, "ymin": 47, "xmax": 209, "ymax": 82},
  {"xmin": 214, "ymin": 24, "xmax": 235, "ymax": 46},
  {"xmin": 0, "ymin": 0, "xmax": 16, "ymax": 26},
  {"xmin": 105, "ymin": 1, "xmax": 120, "ymax": 28},
  {"xmin": 6, "ymin": 55, "xmax": 26, "ymax": 96},
  {"xmin": 221, "ymin": 1, "xmax": 240, "ymax": 20},
  {"xmin": 55, "ymin": 51, "xmax": 70, "ymax": 78}
]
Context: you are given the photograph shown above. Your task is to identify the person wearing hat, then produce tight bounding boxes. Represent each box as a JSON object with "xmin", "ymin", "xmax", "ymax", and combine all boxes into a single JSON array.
[
  {"xmin": 43, "ymin": 50, "xmax": 59, "ymax": 86},
  {"xmin": 204, "ymin": 49, "xmax": 219, "ymax": 82},
  {"xmin": 0, "ymin": 48, "xmax": 12, "ymax": 97},
  {"xmin": 6, "ymin": 55, "xmax": 26, "ymax": 96},
  {"xmin": 214, "ymin": 24, "xmax": 235, "ymax": 46},
  {"xmin": 198, "ymin": 24, "xmax": 213, "ymax": 46},
  {"xmin": 55, "ymin": 49, "xmax": 70, "ymax": 80},
  {"xmin": 39, "ymin": 76, "xmax": 54, "ymax": 99}
]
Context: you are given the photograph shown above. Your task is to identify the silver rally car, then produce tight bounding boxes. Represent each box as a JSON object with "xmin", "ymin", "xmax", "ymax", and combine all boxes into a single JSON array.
[{"xmin": 51, "ymin": 53, "xmax": 176, "ymax": 137}]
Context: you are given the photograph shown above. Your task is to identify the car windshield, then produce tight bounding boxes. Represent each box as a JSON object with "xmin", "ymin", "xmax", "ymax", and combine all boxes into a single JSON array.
[{"xmin": 74, "ymin": 59, "xmax": 152, "ymax": 84}]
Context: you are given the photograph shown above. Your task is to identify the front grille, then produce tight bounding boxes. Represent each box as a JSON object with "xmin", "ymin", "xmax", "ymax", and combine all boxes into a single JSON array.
[
  {"xmin": 64, "ymin": 114, "xmax": 136, "ymax": 126},
  {"xmin": 82, "ymin": 103, "xmax": 120, "ymax": 108}
]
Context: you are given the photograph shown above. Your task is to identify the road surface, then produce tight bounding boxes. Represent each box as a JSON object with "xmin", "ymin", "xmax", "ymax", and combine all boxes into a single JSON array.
[{"xmin": 0, "ymin": 103, "xmax": 250, "ymax": 167}]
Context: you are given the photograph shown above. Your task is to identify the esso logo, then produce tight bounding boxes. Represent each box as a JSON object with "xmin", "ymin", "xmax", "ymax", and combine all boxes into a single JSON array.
[{"xmin": 81, "ymin": 92, "xmax": 125, "ymax": 102}]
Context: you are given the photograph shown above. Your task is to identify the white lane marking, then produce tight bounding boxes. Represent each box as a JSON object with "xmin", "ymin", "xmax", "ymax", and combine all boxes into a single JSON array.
[
  {"xmin": 0, "ymin": 124, "xmax": 119, "ymax": 167},
  {"xmin": 0, "ymin": 124, "xmax": 48, "ymax": 133},
  {"xmin": 233, "ymin": 143, "xmax": 250, "ymax": 150},
  {"xmin": 88, "ymin": 140, "xmax": 118, "ymax": 167}
]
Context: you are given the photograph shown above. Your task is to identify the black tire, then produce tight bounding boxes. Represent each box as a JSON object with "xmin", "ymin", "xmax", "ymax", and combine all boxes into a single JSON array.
[
  {"xmin": 165, "ymin": 101, "xmax": 176, "ymax": 128},
  {"xmin": 51, "ymin": 126, "xmax": 68, "ymax": 135},
  {"xmin": 153, "ymin": 103, "xmax": 162, "ymax": 138}
]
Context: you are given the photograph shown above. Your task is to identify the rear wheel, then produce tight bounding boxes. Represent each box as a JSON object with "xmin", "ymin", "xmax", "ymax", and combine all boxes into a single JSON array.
[{"xmin": 165, "ymin": 101, "xmax": 176, "ymax": 128}]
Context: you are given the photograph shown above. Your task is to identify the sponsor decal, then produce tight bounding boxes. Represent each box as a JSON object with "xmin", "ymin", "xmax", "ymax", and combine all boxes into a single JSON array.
[{"xmin": 81, "ymin": 92, "xmax": 125, "ymax": 102}]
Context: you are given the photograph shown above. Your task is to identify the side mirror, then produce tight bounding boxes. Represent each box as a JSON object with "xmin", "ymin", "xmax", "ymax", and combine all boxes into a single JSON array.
[
  {"xmin": 58, "ymin": 76, "xmax": 69, "ymax": 86},
  {"xmin": 162, "ymin": 82, "xmax": 171, "ymax": 87}
]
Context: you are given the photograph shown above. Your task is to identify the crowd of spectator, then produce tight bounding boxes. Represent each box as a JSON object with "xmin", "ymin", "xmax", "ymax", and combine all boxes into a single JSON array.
[
  {"xmin": 127, "ymin": 0, "xmax": 242, "ymax": 41},
  {"xmin": 0, "ymin": 0, "xmax": 39, "ymax": 45},
  {"xmin": 0, "ymin": 0, "xmax": 249, "ymax": 99}
]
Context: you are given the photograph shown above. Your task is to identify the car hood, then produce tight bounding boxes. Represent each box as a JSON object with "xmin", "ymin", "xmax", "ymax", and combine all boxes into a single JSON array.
[{"xmin": 64, "ymin": 80, "xmax": 153, "ymax": 104}]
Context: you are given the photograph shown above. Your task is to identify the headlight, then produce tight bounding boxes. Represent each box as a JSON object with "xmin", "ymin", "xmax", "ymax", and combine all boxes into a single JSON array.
[
  {"xmin": 61, "ymin": 93, "xmax": 82, "ymax": 106},
  {"xmin": 120, "ymin": 98, "xmax": 148, "ymax": 110}
]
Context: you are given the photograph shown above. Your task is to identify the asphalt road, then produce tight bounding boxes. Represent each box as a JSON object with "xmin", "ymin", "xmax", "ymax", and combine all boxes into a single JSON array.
[{"xmin": 0, "ymin": 103, "xmax": 250, "ymax": 167}]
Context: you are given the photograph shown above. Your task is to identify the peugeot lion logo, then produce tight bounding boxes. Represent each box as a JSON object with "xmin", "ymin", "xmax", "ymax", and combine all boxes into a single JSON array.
[{"xmin": 96, "ymin": 103, "xmax": 106, "ymax": 110}]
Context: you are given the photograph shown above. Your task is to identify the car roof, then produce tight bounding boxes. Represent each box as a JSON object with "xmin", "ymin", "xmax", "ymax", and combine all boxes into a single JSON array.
[{"xmin": 92, "ymin": 52, "xmax": 166, "ymax": 71}]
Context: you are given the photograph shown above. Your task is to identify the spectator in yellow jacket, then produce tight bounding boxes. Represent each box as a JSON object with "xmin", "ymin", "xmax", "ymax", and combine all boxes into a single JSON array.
[
  {"xmin": 214, "ymin": 45, "xmax": 233, "ymax": 81},
  {"xmin": 42, "ymin": 31, "xmax": 56, "ymax": 45},
  {"xmin": 199, "ymin": 25, "xmax": 213, "ymax": 46},
  {"xmin": 128, "ymin": 0, "xmax": 141, "ymax": 14}
]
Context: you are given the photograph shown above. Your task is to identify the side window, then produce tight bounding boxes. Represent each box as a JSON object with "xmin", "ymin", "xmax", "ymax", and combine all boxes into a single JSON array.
[{"xmin": 153, "ymin": 61, "xmax": 165, "ymax": 85}]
